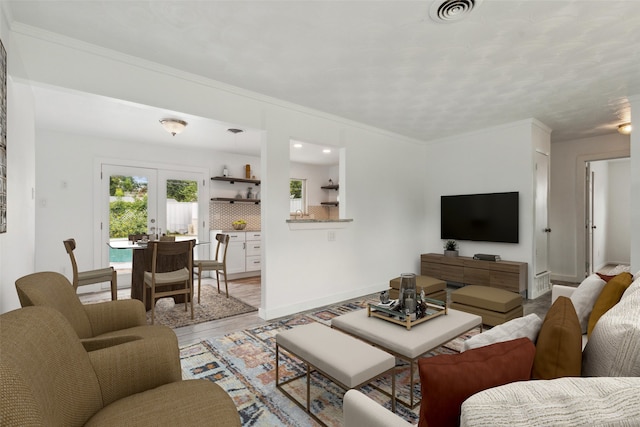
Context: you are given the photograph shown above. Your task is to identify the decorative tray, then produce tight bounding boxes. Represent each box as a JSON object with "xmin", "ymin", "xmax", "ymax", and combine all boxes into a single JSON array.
[{"xmin": 367, "ymin": 298, "xmax": 447, "ymax": 330}]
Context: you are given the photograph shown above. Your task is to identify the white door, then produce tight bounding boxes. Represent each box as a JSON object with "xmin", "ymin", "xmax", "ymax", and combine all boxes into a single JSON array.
[
  {"xmin": 585, "ymin": 163, "xmax": 594, "ymax": 276},
  {"xmin": 101, "ymin": 164, "xmax": 158, "ymax": 288},
  {"xmin": 101, "ymin": 164, "xmax": 207, "ymax": 287},
  {"xmin": 534, "ymin": 151, "xmax": 550, "ymax": 275}
]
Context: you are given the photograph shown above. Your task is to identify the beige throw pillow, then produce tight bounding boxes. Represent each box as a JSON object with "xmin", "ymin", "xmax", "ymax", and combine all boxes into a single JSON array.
[
  {"xmin": 462, "ymin": 313, "xmax": 542, "ymax": 352},
  {"xmin": 570, "ymin": 274, "xmax": 606, "ymax": 334}
]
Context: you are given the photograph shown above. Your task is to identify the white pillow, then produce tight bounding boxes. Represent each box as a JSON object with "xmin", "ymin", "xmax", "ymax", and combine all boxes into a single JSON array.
[
  {"xmin": 570, "ymin": 274, "xmax": 606, "ymax": 334},
  {"xmin": 583, "ymin": 288, "xmax": 640, "ymax": 377},
  {"xmin": 462, "ymin": 313, "xmax": 543, "ymax": 351},
  {"xmin": 622, "ymin": 276, "xmax": 640, "ymax": 299}
]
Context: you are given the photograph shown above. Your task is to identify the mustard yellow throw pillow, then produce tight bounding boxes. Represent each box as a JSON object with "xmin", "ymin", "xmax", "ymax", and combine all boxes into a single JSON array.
[
  {"xmin": 587, "ymin": 272, "xmax": 633, "ymax": 337},
  {"xmin": 532, "ymin": 296, "xmax": 582, "ymax": 380}
]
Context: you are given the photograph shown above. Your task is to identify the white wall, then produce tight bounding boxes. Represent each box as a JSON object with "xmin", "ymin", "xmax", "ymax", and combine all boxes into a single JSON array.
[
  {"xmin": 0, "ymin": 9, "xmax": 37, "ymax": 313},
  {"xmin": 424, "ymin": 119, "xmax": 541, "ymax": 296},
  {"xmin": 631, "ymin": 95, "xmax": 640, "ymax": 275},
  {"xmin": 549, "ymin": 133, "xmax": 631, "ymax": 282},
  {"xmin": 14, "ymin": 28, "xmax": 426, "ymax": 319},
  {"xmin": 605, "ymin": 159, "xmax": 631, "ymax": 265}
]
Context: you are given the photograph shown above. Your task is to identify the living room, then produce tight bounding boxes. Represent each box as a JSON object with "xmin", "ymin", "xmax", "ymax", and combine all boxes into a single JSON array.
[
  {"xmin": 1, "ymin": 2, "xmax": 639, "ymax": 425},
  {"xmin": 1, "ymin": 2, "xmax": 638, "ymax": 320}
]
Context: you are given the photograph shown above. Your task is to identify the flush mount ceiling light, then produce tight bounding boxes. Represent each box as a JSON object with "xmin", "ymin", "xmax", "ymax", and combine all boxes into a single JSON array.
[
  {"xmin": 159, "ymin": 118, "xmax": 187, "ymax": 136},
  {"xmin": 227, "ymin": 128, "xmax": 244, "ymax": 134},
  {"xmin": 429, "ymin": 0, "xmax": 482, "ymax": 23},
  {"xmin": 618, "ymin": 123, "xmax": 632, "ymax": 135}
]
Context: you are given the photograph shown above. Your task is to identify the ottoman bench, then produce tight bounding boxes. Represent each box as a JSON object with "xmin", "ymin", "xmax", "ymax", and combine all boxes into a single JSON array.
[
  {"xmin": 275, "ymin": 322, "xmax": 395, "ymax": 426},
  {"xmin": 389, "ymin": 275, "xmax": 447, "ymax": 303},
  {"xmin": 450, "ymin": 285, "xmax": 523, "ymax": 326}
]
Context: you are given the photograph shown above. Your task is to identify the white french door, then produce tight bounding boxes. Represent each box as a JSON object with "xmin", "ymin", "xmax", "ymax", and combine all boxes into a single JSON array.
[{"xmin": 100, "ymin": 163, "xmax": 207, "ymax": 289}]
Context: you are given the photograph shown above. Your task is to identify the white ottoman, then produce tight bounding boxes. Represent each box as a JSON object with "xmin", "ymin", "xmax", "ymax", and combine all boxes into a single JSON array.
[{"xmin": 276, "ymin": 322, "xmax": 395, "ymax": 426}]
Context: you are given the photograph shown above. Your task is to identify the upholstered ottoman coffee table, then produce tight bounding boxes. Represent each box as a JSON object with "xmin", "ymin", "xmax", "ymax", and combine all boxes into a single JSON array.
[
  {"xmin": 331, "ymin": 308, "xmax": 482, "ymax": 408},
  {"xmin": 276, "ymin": 322, "xmax": 395, "ymax": 426},
  {"xmin": 389, "ymin": 275, "xmax": 447, "ymax": 303},
  {"xmin": 450, "ymin": 285, "xmax": 523, "ymax": 326}
]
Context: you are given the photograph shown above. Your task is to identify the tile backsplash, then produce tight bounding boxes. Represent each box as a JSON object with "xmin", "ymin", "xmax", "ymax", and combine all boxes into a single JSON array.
[{"xmin": 210, "ymin": 202, "xmax": 261, "ymax": 231}]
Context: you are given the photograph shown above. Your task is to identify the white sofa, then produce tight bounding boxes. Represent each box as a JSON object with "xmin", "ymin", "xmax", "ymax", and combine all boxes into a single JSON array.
[{"xmin": 344, "ymin": 272, "xmax": 640, "ymax": 427}]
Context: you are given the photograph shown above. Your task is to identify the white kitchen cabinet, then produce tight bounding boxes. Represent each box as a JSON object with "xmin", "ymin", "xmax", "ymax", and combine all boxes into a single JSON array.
[
  {"xmin": 245, "ymin": 231, "xmax": 262, "ymax": 272},
  {"xmin": 210, "ymin": 230, "xmax": 261, "ymax": 275}
]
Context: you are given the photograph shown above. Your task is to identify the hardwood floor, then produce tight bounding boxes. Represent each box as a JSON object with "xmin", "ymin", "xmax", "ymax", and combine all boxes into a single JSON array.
[
  {"xmin": 174, "ymin": 276, "xmax": 265, "ymax": 346},
  {"xmin": 81, "ymin": 276, "xmax": 554, "ymax": 347}
]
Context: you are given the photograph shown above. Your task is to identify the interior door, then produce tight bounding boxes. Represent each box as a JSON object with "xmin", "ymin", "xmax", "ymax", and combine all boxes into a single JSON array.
[
  {"xmin": 534, "ymin": 151, "xmax": 550, "ymax": 276},
  {"xmin": 585, "ymin": 163, "xmax": 594, "ymax": 276}
]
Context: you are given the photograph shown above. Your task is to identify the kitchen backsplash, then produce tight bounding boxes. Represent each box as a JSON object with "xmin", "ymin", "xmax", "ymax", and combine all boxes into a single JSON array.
[{"xmin": 210, "ymin": 202, "xmax": 261, "ymax": 231}]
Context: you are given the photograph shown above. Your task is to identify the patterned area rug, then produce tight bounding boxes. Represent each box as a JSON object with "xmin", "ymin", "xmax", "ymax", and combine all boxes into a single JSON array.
[
  {"xmin": 147, "ymin": 284, "xmax": 257, "ymax": 328},
  {"xmin": 180, "ymin": 297, "xmax": 477, "ymax": 426}
]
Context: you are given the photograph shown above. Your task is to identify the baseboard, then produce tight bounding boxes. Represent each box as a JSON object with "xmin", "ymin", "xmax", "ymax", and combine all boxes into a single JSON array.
[
  {"xmin": 258, "ymin": 282, "xmax": 385, "ymax": 321},
  {"xmin": 550, "ymin": 273, "xmax": 582, "ymax": 285}
]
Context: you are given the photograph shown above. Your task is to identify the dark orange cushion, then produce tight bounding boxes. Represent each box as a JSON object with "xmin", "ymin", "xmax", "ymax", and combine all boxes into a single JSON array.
[
  {"xmin": 596, "ymin": 272, "xmax": 617, "ymax": 282},
  {"xmin": 587, "ymin": 272, "xmax": 633, "ymax": 337},
  {"xmin": 532, "ymin": 296, "xmax": 582, "ymax": 379},
  {"xmin": 417, "ymin": 337, "xmax": 535, "ymax": 427}
]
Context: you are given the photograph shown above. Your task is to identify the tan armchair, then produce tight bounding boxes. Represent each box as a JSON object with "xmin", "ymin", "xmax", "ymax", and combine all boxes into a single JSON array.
[
  {"xmin": 0, "ymin": 306, "xmax": 241, "ymax": 426},
  {"xmin": 15, "ymin": 271, "xmax": 175, "ymax": 349}
]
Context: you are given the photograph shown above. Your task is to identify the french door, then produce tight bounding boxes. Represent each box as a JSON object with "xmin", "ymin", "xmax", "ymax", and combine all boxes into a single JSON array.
[{"xmin": 100, "ymin": 163, "xmax": 207, "ymax": 288}]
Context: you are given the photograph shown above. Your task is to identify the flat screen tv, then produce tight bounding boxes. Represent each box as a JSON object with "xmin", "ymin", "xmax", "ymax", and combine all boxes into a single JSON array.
[{"xmin": 441, "ymin": 192, "xmax": 519, "ymax": 243}]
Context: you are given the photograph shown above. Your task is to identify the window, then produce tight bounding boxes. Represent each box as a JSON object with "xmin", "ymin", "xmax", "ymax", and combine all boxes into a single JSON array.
[{"xmin": 290, "ymin": 178, "xmax": 306, "ymax": 213}]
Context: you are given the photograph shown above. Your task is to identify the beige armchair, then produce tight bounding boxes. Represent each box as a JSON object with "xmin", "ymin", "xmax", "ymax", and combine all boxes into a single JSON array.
[
  {"xmin": 0, "ymin": 306, "xmax": 241, "ymax": 426},
  {"xmin": 15, "ymin": 271, "xmax": 175, "ymax": 350}
]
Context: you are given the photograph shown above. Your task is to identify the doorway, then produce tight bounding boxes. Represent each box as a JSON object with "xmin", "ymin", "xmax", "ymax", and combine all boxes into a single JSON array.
[
  {"xmin": 584, "ymin": 157, "xmax": 631, "ymax": 276},
  {"xmin": 100, "ymin": 163, "xmax": 207, "ymax": 288}
]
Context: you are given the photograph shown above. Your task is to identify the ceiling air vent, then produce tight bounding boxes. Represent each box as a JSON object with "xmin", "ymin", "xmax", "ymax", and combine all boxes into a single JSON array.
[{"xmin": 429, "ymin": 0, "xmax": 482, "ymax": 23}]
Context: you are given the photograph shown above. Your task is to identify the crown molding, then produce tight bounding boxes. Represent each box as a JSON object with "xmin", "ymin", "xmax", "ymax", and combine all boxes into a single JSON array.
[{"xmin": 9, "ymin": 22, "xmax": 427, "ymax": 147}]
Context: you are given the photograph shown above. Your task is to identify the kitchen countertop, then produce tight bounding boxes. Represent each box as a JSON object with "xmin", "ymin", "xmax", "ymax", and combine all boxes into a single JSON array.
[
  {"xmin": 286, "ymin": 218, "xmax": 353, "ymax": 230},
  {"xmin": 286, "ymin": 219, "xmax": 353, "ymax": 223}
]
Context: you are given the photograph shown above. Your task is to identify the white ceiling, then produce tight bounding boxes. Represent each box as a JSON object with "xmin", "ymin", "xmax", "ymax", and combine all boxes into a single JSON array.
[{"xmin": 5, "ymin": 0, "xmax": 640, "ymax": 161}]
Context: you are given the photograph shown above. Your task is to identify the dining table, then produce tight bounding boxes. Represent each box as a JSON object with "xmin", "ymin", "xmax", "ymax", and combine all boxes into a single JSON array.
[{"xmin": 109, "ymin": 239, "xmax": 206, "ymax": 311}]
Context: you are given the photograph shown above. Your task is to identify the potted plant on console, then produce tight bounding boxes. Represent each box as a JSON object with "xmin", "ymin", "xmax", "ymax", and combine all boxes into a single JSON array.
[{"xmin": 444, "ymin": 240, "xmax": 459, "ymax": 257}]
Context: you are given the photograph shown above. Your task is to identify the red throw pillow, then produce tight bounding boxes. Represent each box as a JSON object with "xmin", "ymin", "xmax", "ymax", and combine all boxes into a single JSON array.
[
  {"xmin": 417, "ymin": 337, "xmax": 535, "ymax": 427},
  {"xmin": 596, "ymin": 272, "xmax": 617, "ymax": 282}
]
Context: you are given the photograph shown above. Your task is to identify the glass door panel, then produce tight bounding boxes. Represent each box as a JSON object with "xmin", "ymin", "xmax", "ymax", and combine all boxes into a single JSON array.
[{"xmin": 102, "ymin": 165, "xmax": 157, "ymax": 287}]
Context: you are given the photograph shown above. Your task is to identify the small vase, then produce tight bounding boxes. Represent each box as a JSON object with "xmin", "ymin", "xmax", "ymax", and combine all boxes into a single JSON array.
[{"xmin": 444, "ymin": 250, "xmax": 459, "ymax": 257}]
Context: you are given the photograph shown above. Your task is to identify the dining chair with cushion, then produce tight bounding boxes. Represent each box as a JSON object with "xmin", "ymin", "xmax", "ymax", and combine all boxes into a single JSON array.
[
  {"xmin": 64, "ymin": 238, "xmax": 118, "ymax": 300},
  {"xmin": 143, "ymin": 239, "xmax": 195, "ymax": 324},
  {"xmin": 0, "ymin": 306, "xmax": 241, "ymax": 426},
  {"xmin": 194, "ymin": 233, "xmax": 230, "ymax": 302},
  {"xmin": 15, "ymin": 271, "xmax": 176, "ymax": 351}
]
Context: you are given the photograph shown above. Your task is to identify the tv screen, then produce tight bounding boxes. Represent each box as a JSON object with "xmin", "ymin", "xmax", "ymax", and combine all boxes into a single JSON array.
[{"xmin": 441, "ymin": 192, "xmax": 519, "ymax": 243}]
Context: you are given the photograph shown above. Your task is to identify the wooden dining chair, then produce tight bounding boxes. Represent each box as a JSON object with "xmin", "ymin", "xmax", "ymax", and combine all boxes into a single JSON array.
[
  {"xmin": 194, "ymin": 233, "xmax": 230, "ymax": 302},
  {"xmin": 143, "ymin": 239, "xmax": 195, "ymax": 324},
  {"xmin": 159, "ymin": 235, "xmax": 176, "ymax": 241},
  {"xmin": 63, "ymin": 238, "xmax": 118, "ymax": 300}
]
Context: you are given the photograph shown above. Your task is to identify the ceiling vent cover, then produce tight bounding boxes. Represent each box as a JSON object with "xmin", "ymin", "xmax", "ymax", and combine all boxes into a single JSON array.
[{"xmin": 429, "ymin": 0, "xmax": 482, "ymax": 23}]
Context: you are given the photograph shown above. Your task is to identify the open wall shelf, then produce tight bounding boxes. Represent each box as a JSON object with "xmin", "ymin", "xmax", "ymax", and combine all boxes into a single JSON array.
[
  {"xmin": 211, "ymin": 176, "xmax": 260, "ymax": 185},
  {"xmin": 211, "ymin": 197, "xmax": 260, "ymax": 205}
]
